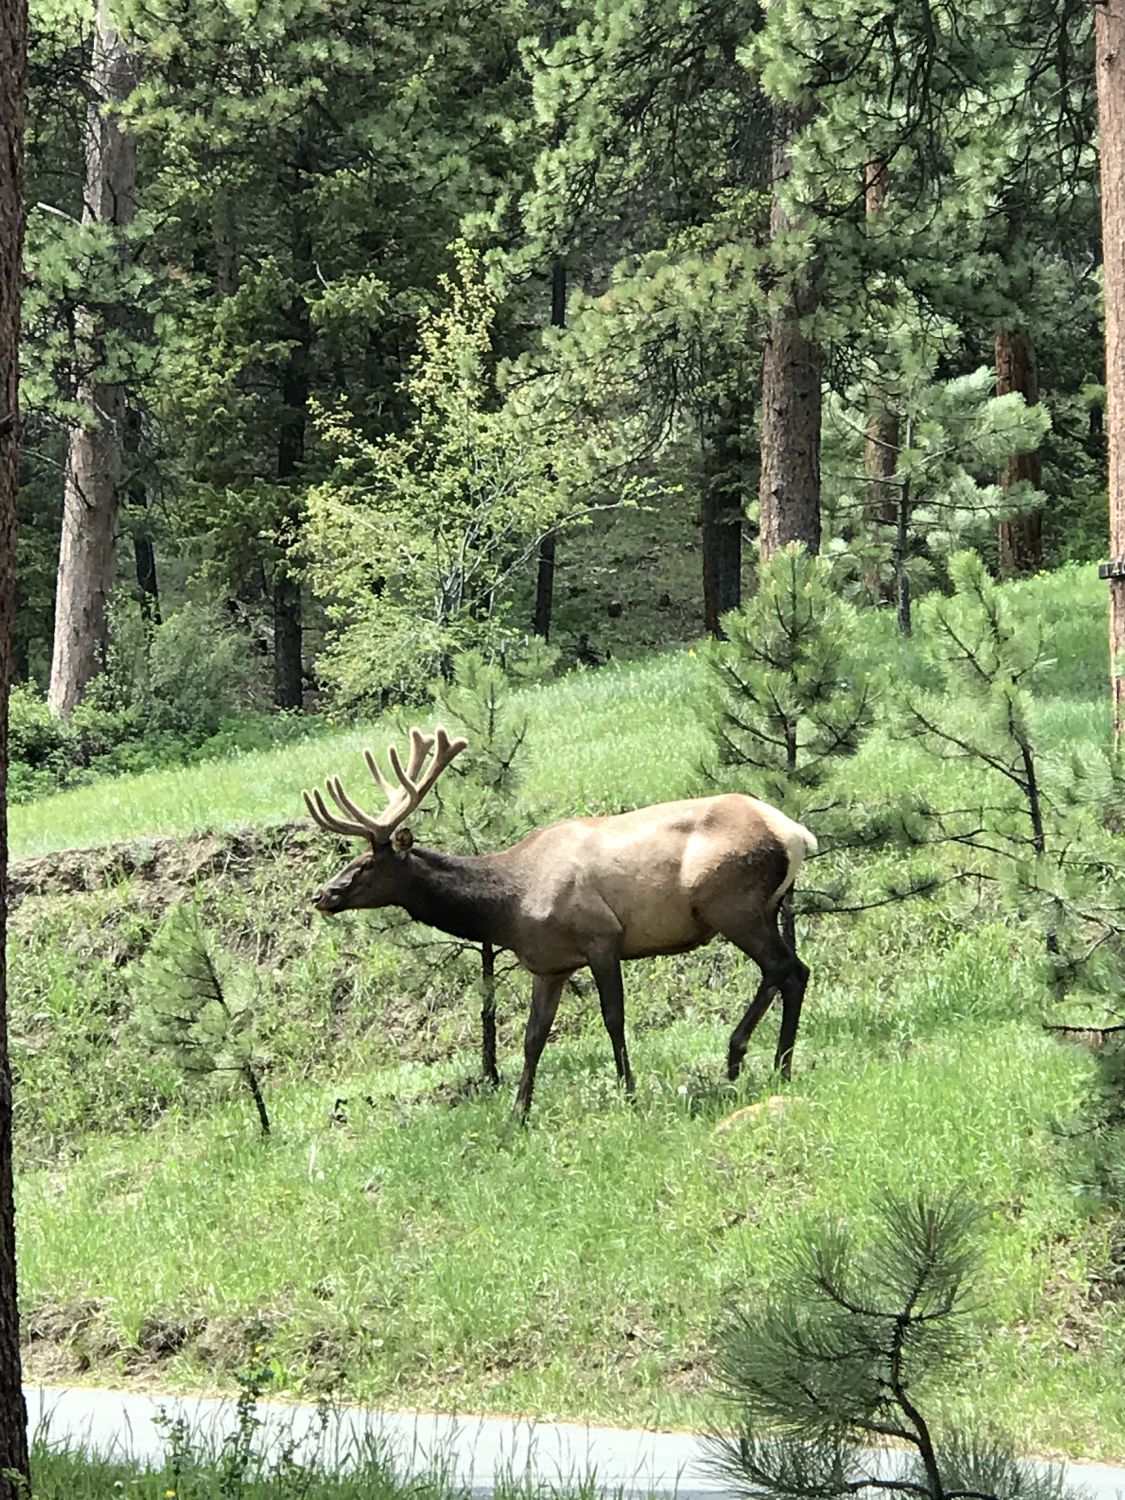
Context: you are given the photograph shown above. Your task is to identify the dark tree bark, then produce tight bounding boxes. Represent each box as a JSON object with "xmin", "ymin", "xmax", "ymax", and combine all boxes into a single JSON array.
[
  {"xmin": 995, "ymin": 326, "xmax": 1044, "ymax": 576},
  {"xmin": 758, "ymin": 102, "xmax": 821, "ymax": 560},
  {"xmin": 862, "ymin": 162, "xmax": 900, "ymax": 604},
  {"xmin": 213, "ymin": 185, "xmax": 238, "ymax": 297},
  {"xmin": 0, "ymin": 0, "xmax": 32, "ymax": 1486},
  {"xmin": 701, "ymin": 396, "xmax": 746, "ymax": 636},
  {"xmin": 532, "ymin": 260, "xmax": 568, "ymax": 641},
  {"xmin": 126, "ymin": 408, "xmax": 160, "ymax": 626},
  {"xmin": 1099, "ymin": 0, "xmax": 1125, "ymax": 736},
  {"xmin": 273, "ymin": 161, "xmax": 312, "ymax": 711},
  {"xmin": 48, "ymin": 0, "xmax": 137, "ymax": 717}
]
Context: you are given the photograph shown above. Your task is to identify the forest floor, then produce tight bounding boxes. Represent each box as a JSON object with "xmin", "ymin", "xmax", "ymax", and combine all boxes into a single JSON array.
[{"xmin": 9, "ymin": 567, "xmax": 1125, "ymax": 1460}]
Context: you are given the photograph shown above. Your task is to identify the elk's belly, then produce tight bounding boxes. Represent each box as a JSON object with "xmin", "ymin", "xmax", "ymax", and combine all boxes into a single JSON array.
[{"xmin": 619, "ymin": 906, "xmax": 714, "ymax": 961}]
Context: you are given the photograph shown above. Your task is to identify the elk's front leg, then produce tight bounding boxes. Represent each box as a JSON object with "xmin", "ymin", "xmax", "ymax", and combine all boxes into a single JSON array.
[
  {"xmin": 590, "ymin": 955, "xmax": 634, "ymax": 1095},
  {"xmin": 514, "ymin": 972, "xmax": 568, "ymax": 1121}
]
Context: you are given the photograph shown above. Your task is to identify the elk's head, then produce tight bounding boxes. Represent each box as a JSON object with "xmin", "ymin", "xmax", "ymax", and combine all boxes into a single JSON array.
[{"xmin": 304, "ymin": 726, "xmax": 468, "ymax": 915}]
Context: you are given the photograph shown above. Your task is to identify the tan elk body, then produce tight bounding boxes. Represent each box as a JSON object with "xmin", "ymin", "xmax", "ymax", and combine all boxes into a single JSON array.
[{"xmin": 306, "ymin": 727, "xmax": 815, "ymax": 1117}]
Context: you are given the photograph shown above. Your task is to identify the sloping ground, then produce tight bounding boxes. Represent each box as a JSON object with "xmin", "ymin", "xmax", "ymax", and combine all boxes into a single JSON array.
[
  {"xmin": 10, "ymin": 821, "xmax": 310, "ymax": 907},
  {"xmin": 10, "ymin": 570, "xmax": 1125, "ymax": 1456}
]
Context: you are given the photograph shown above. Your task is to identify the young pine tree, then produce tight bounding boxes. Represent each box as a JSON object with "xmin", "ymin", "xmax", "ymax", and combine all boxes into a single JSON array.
[
  {"xmin": 708, "ymin": 1195, "xmax": 1076, "ymax": 1500},
  {"xmin": 379, "ymin": 649, "xmax": 552, "ymax": 1086},
  {"xmin": 704, "ymin": 544, "xmax": 934, "ymax": 944},
  {"xmin": 900, "ymin": 551, "xmax": 1056, "ymax": 946},
  {"xmin": 139, "ymin": 906, "xmax": 271, "ymax": 1135}
]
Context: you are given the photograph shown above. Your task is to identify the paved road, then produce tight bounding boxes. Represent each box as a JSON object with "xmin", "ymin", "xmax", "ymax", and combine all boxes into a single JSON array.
[{"xmin": 24, "ymin": 1385, "xmax": 1125, "ymax": 1499}]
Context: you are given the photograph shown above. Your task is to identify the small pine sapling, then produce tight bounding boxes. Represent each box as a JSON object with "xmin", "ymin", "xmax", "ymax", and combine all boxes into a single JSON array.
[
  {"xmin": 704, "ymin": 544, "xmax": 936, "ymax": 945},
  {"xmin": 382, "ymin": 648, "xmax": 552, "ymax": 1085},
  {"xmin": 904, "ymin": 553, "xmax": 1125, "ymax": 1152},
  {"xmin": 139, "ymin": 906, "xmax": 271, "ymax": 1135},
  {"xmin": 901, "ymin": 551, "xmax": 1057, "ymax": 950},
  {"xmin": 708, "ymin": 1195, "xmax": 1076, "ymax": 1500}
]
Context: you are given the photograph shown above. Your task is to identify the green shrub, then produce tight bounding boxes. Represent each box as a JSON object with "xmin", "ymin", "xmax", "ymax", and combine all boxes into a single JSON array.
[
  {"xmin": 95, "ymin": 601, "xmax": 264, "ymax": 739},
  {"xmin": 8, "ymin": 682, "xmax": 73, "ymax": 769}
]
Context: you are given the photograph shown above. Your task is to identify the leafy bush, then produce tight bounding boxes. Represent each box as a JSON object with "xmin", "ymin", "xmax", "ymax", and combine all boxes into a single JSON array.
[
  {"xmin": 8, "ymin": 605, "xmax": 303, "ymax": 804},
  {"xmin": 96, "ymin": 600, "xmax": 264, "ymax": 738},
  {"xmin": 8, "ymin": 682, "xmax": 73, "ymax": 770}
]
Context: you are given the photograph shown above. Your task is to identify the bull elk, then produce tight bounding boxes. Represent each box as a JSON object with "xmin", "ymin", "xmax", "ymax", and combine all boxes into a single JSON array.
[{"xmin": 305, "ymin": 727, "xmax": 816, "ymax": 1118}]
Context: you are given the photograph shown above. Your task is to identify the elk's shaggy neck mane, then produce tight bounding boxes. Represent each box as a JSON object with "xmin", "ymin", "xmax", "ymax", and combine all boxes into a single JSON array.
[{"xmin": 400, "ymin": 846, "xmax": 521, "ymax": 944}]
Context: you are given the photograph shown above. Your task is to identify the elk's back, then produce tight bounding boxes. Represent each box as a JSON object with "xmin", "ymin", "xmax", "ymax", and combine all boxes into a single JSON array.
[{"xmin": 505, "ymin": 794, "xmax": 812, "ymax": 963}]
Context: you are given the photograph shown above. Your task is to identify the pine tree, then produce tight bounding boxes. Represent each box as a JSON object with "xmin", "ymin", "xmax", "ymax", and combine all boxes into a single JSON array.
[
  {"xmin": 47, "ymin": 0, "xmax": 138, "ymax": 717},
  {"xmin": 1099, "ymin": 0, "xmax": 1125, "ymax": 734},
  {"xmin": 708, "ymin": 1195, "xmax": 1076, "ymax": 1500},
  {"xmin": 706, "ymin": 544, "xmax": 944, "ymax": 945},
  {"xmin": 824, "ymin": 365, "xmax": 1050, "ymax": 634},
  {"xmin": 704, "ymin": 544, "xmax": 874, "ymax": 947},
  {"xmin": 141, "ymin": 907, "xmax": 271, "ymax": 1136},
  {"xmin": 0, "ymin": 0, "xmax": 31, "ymax": 1481}
]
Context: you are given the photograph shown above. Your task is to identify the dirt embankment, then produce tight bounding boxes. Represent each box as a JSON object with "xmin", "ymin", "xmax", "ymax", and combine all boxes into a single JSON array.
[{"xmin": 8, "ymin": 821, "xmax": 344, "ymax": 913}]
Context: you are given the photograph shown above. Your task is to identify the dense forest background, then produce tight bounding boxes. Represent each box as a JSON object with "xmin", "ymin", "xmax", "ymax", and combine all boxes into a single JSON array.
[{"xmin": 10, "ymin": 0, "xmax": 1106, "ymax": 788}]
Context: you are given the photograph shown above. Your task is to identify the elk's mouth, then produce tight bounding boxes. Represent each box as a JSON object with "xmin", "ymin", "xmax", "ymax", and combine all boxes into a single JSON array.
[{"xmin": 314, "ymin": 892, "xmax": 340, "ymax": 916}]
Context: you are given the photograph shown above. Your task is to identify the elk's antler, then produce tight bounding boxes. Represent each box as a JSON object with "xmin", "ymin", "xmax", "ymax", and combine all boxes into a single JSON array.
[{"xmin": 303, "ymin": 725, "xmax": 468, "ymax": 843}]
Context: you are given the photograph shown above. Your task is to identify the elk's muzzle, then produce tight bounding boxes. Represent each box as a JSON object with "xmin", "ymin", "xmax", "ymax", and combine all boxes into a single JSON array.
[{"xmin": 313, "ymin": 886, "xmax": 340, "ymax": 916}]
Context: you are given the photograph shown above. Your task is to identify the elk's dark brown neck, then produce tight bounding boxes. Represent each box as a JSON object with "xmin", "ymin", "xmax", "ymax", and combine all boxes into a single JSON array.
[{"xmin": 400, "ymin": 847, "xmax": 520, "ymax": 945}]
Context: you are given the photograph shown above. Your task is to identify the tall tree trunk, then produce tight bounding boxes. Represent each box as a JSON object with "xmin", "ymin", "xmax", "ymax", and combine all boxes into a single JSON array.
[
  {"xmin": 48, "ymin": 0, "xmax": 136, "ymax": 717},
  {"xmin": 0, "ymin": 0, "xmax": 32, "ymax": 1487},
  {"xmin": 862, "ymin": 162, "xmax": 899, "ymax": 603},
  {"xmin": 758, "ymin": 102, "xmax": 821, "ymax": 561},
  {"xmin": 1099, "ymin": 0, "xmax": 1125, "ymax": 736},
  {"xmin": 273, "ymin": 163, "xmax": 311, "ymax": 710},
  {"xmin": 126, "ymin": 408, "xmax": 159, "ymax": 626},
  {"xmin": 533, "ymin": 260, "xmax": 567, "ymax": 640},
  {"xmin": 701, "ymin": 394, "xmax": 745, "ymax": 636},
  {"xmin": 213, "ymin": 185, "xmax": 238, "ymax": 296},
  {"xmin": 995, "ymin": 326, "xmax": 1044, "ymax": 575}
]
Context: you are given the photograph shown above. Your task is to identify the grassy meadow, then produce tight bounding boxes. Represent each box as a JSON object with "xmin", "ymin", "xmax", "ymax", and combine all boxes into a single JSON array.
[{"xmin": 10, "ymin": 564, "xmax": 1125, "ymax": 1459}]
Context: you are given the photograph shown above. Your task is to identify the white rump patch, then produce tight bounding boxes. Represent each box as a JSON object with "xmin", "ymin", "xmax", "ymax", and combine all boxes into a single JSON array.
[{"xmin": 749, "ymin": 798, "xmax": 819, "ymax": 906}]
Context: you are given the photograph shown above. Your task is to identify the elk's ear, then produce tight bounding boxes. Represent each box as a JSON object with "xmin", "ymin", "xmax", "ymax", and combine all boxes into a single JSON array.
[{"xmin": 392, "ymin": 826, "xmax": 414, "ymax": 855}]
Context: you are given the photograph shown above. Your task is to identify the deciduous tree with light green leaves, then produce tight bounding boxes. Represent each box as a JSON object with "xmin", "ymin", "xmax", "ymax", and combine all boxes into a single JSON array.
[{"xmin": 307, "ymin": 247, "xmax": 588, "ymax": 705}]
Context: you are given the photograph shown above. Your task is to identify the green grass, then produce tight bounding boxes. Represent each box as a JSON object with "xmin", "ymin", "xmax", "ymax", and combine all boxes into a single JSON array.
[
  {"xmin": 9, "ymin": 653, "xmax": 709, "ymax": 860},
  {"xmin": 10, "ymin": 562, "xmax": 1125, "ymax": 1460},
  {"xmin": 28, "ymin": 1430, "xmax": 610, "ymax": 1500},
  {"xmin": 15, "ymin": 921, "xmax": 1119, "ymax": 1456}
]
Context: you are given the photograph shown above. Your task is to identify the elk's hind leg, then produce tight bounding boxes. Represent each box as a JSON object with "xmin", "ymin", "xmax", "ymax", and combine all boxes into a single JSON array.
[{"xmin": 713, "ymin": 910, "xmax": 809, "ymax": 1083}]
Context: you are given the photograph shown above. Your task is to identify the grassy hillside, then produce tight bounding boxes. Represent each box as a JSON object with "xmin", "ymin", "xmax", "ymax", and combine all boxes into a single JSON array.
[{"xmin": 10, "ymin": 565, "xmax": 1125, "ymax": 1459}]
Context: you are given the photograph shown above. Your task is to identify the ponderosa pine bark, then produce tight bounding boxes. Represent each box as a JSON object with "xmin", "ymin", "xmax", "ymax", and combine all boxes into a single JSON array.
[
  {"xmin": 0, "ymin": 0, "xmax": 32, "ymax": 1485},
  {"xmin": 995, "ymin": 325, "xmax": 1044, "ymax": 575},
  {"xmin": 532, "ymin": 259, "xmax": 567, "ymax": 641},
  {"xmin": 47, "ymin": 0, "xmax": 136, "ymax": 717},
  {"xmin": 862, "ymin": 162, "xmax": 899, "ymax": 603},
  {"xmin": 1104, "ymin": 0, "xmax": 1125, "ymax": 732},
  {"xmin": 701, "ymin": 395, "xmax": 745, "ymax": 636},
  {"xmin": 1099, "ymin": 0, "xmax": 1125, "ymax": 736},
  {"xmin": 758, "ymin": 101, "xmax": 821, "ymax": 561}
]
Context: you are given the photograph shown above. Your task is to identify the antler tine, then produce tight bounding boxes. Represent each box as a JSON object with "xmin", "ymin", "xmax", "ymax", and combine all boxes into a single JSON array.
[
  {"xmin": 410, "ymin": 723, "xmax": 469, "ymax": 801},
  {"xmin": 303, "ymin": 786, "xmax": 370, "ymax": 840},
  {"xmin": 327, "ymin": 775, "xmax": 385, "ymax": 836},
  {"xmin": 363, "ymin": 748, "xmax": 397, "ymax": 800},
  {"xmin": 386, "ymin": 727, "xmax": 435, "ymax": 796},
  {"xmin": 406, "ymin": 726, "xmax": 435, "ymax": 781}
]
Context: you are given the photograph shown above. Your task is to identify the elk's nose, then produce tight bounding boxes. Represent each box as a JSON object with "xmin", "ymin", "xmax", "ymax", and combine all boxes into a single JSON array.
[{"xmin": 313, "ymin": 886, "xmax": 338, "ymax": 916}]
